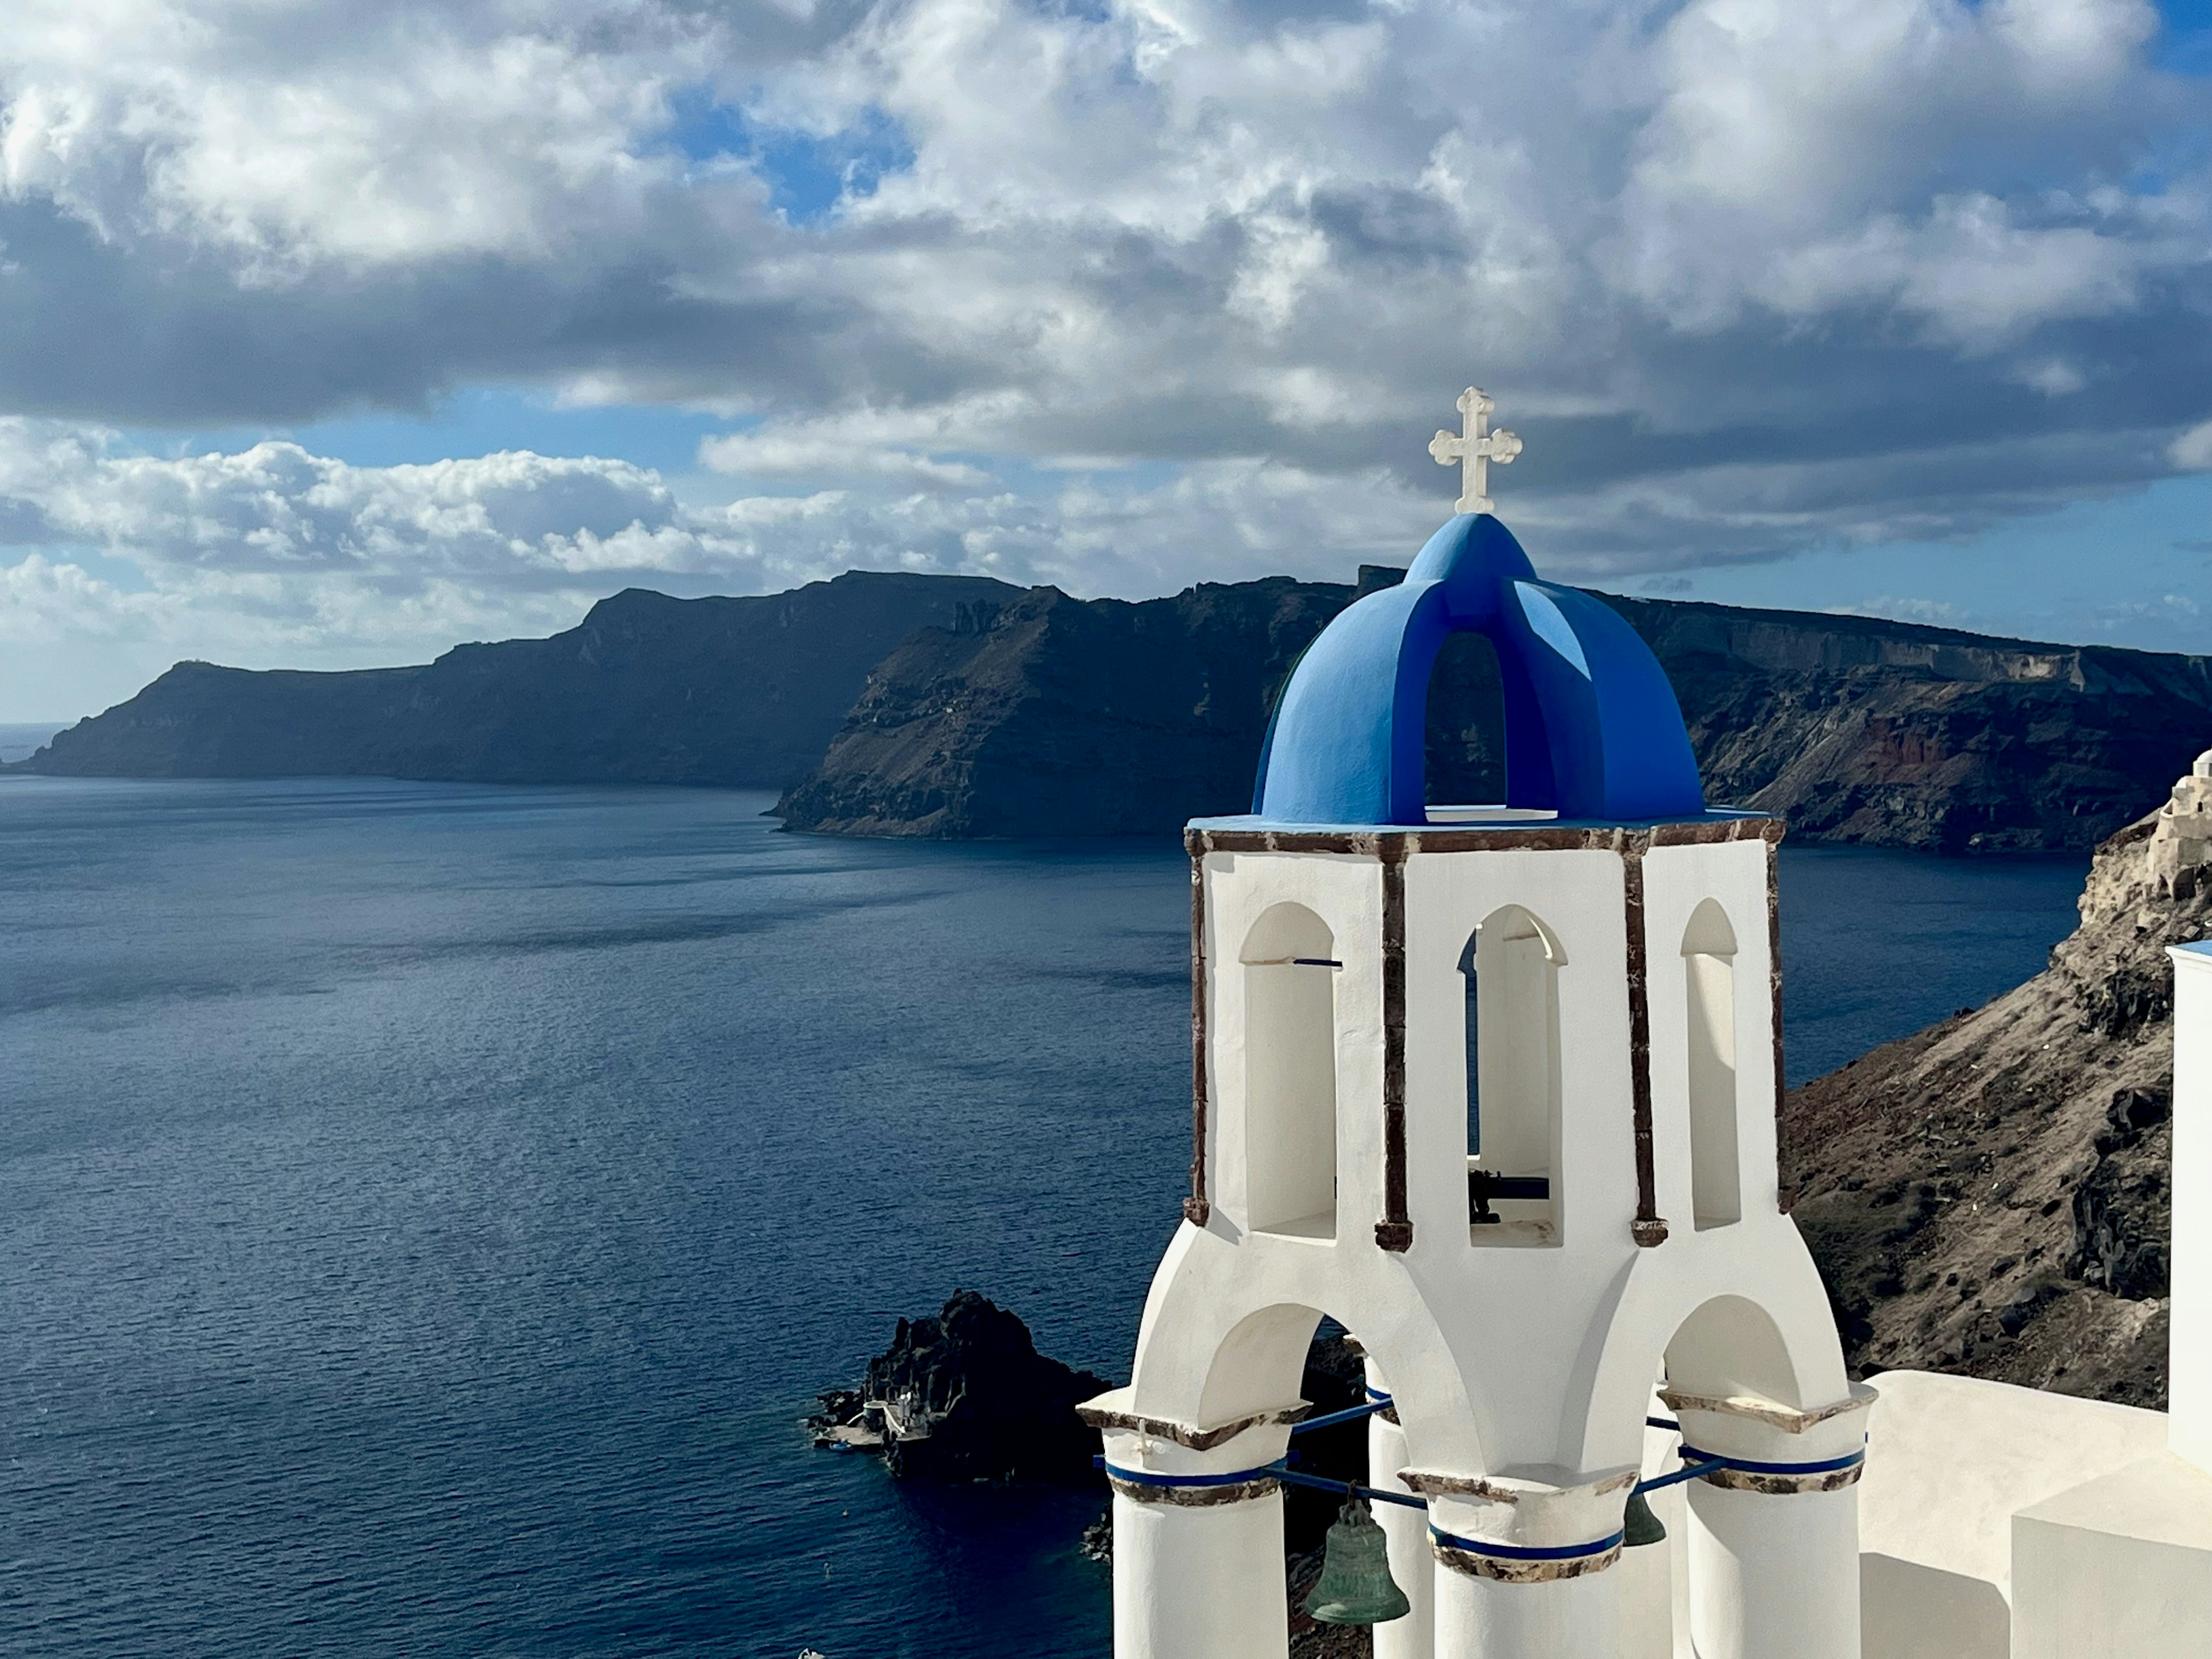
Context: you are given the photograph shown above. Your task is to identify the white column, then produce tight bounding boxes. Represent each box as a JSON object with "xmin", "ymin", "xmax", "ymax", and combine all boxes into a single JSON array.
[
  {"xmin": 1090, "ymin": 1413, "xmax": 1297, "ymax": 1659},
  {"xmin": 1365, "ymin": 1368, "xmax": 1434, "ymax": 1659},
  {"xmin": 1685, "ymin": 1483, "xmax": 1858, "ymax": 1659},
  {"xmin": 1433, "ymin": 1563, "xmax": 1619, "ymax": 1659},
  {"xmin": 1421, "ymin": 1480, "xmax": 1626, "ymax": 1659},
  {"xmin": 1109, "ymin": 1481, "xmax": 1288, "ymax": 1659},
  {"xmin": 1665, "ymin": 1391, "xmax": 1871, "ymax": 1659}
]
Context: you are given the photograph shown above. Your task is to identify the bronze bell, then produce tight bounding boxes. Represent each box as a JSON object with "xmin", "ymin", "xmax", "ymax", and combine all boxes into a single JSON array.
[
  {"xmin": 1623, "ymin": 1486, "xmax": 1667, "ymax": 1548},
  {"xmin": 1302, "ymin": 1496, "xmax": 1412, "ymax": 1626}
]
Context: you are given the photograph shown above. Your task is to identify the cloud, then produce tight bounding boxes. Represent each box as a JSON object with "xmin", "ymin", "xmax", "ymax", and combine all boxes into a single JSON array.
[
  {"xmin": 2173, "ymin": 420, "xmax": 2212, "ymax": 471},
  {"xmin": 0, "ymin": 0, "xmax": 2206, "ymax": 700},
  {"xmin": 1830, "ymin": 596, "xmax": 1968, "ymax": 627}
]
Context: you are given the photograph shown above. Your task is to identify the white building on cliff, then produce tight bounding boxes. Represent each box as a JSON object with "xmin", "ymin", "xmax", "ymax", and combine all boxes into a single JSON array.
[{"xmin": 1076, "ymin": 393, "xmax": 2212, "ymax": 1658}]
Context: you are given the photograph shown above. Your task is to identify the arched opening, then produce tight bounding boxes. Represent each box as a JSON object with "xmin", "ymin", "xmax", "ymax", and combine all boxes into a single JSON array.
[
  {"xmin": 1462, "ymin": 904, "xmax": 1563, "ymax": 1243},
  {"xmin": 1240, "ymin": 904, "xmax": 1339, "ymax": 1240},
  {"xmin": 1425, "ymin": 630, "xmax": 1506, "ymax": 806},
  {"xmin": 1627, "ymin": 1296, "xmax": 1809, "ymax": 1652},
  {"xmin": 1681, "ymin": 899, "xmax": 1740, "ymax": 1231}
]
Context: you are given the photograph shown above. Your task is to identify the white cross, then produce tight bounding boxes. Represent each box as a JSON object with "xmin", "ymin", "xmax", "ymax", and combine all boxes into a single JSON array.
[{"xmin": 1427, "ymin": 387, "xmax": 1522, "ymax": 515}]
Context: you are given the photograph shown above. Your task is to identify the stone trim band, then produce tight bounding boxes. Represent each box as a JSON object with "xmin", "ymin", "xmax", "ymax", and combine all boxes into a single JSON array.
[
  {"xmin": 1620, "ymin": 838, "xmax": 1667, "ymax": 1247},
  {"xmin": 1377, "ymin": 846, "xmax": 1413, "ymax": 1252},
  {"xmin": 1185, "ymin": 849, "xmax": 1211, "ymax": 1227},
  {"xmin": 1101, "ymin": 1460, "xmax": 1281, "ymax": 1507},
  {"xmin": 1430, "ymin": 1525, "xmax": 1625, "ymax": 1583},
  {"xmin": 1679, "ymin": 1444, "xmax": 1867, "ymax": 1495}
]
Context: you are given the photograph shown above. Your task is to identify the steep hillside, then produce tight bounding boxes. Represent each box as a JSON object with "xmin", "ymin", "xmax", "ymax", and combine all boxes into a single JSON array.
[
  {"xmin": 16, "ymin": 572, "xmax": 1016, "ymax": 787},
  {"xmin": 1783, "ymin": 764, "xmax": 2212, "ymax": 1406}
]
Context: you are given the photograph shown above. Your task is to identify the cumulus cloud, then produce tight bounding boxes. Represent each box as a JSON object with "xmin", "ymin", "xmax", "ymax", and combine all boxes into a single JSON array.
[
  {"xmin": 2172, "ymin": 419, "xmax": 2212, "ymax": 471},
  {"xmin": 0, "ymin": 0, "xmax": 2208, "ymax": 706}
]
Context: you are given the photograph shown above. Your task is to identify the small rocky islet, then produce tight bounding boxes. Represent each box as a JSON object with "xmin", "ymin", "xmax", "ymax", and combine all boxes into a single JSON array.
[{"xmin": 809, "ymin": 1292, "xmax": 1377, "ymax": 1657}]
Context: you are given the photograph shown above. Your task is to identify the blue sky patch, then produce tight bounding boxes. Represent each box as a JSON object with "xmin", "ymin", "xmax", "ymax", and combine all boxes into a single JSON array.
[
  {"xmin": 127, "ymin": 388, "xmax": 729, "ymax": 480},
  {"xmin": 666, "ymin": 89, "xmax": 915, "ymax": 224},
  {"xmin": 2160, "ymin": 0, "xmax": 2212, "ymax": 74}
]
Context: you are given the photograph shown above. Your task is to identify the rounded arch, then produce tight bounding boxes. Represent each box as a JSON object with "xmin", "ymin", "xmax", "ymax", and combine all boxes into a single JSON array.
[
  {"xmin": 1461, "ymin": 902, "xmax": 1567, "ymax": 971},
  {"xmin": 1664, "ymin": 1293, "xmax": 1798, "ymax": 1405},
  {"xmin": 1565, "ymin": 1239, "xmax": 1850, "ymax": 1472},
  {"xmin": 1187, "ymin": 1298, "xmax": 1491, "ymax": 1480},
  {"xmin": 1680, "ymin": 896, "xmax": 1737, "ymax": 959},
  {"xmin": 1119, "ymin": 1229, "xmax": 1491, "ymax": 1476},
  {"xmin": 1240, "ymin": 901, "xmax": 1335, "ymax": 964}
]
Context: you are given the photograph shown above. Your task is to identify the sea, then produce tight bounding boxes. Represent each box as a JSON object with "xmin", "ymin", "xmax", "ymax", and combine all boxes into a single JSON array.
[{"xmin": 0, "ymin": 767, "xmax": 2092, "ymax": 1658}]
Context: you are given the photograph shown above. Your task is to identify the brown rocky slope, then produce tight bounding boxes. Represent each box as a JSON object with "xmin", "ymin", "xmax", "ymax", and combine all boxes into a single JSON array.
[{"xmin": 1783, "ymin": 760, "xmax": 2212, "ymax": 1407}]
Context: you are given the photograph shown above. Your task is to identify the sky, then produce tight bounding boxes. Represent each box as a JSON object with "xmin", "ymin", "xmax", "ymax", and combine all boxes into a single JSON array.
[{"xmin": 1, "ymin": 0, "xmax": 2211, "ymax": 720}]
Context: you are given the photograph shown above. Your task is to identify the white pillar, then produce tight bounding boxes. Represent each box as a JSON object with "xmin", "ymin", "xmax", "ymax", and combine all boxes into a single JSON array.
[
  {"xmin": 1109, "ymin": 1481, "xmax": 1289, "ymax": 1659},
  {"xmin": 1663, "ymin": 1388, "xmax": 1872, "ymax": 1659},
  {"xmin": 1421, "ymin": 1481, "xmax": 1626, "ymax": 1659},
  {"xmin": 1685, "ymin": 1483, "xmax": 1859, "ymax": 1659},
  {"xmin": 1433, "ymin": 1565, "xmax": 1619, "ymax": 1659},
  {"xmin": 1365, "ymin": 1368, "xmax": 1434, "ymax": 1659},
  {"xmin": 1086, "ymin": 1410, "xmax": 1300, "ymax": 1659}
]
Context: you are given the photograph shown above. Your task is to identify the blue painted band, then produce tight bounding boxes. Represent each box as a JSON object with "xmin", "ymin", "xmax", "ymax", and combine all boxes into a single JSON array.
[
  {"xmin": 1677, "ymin": 1444, "xmax": 1866, "ymax": 1477},
  {"xmin": 1100, "ymin": 1460, "xmax": 1278, "ymax": 1490},
  {"xmin": 1430, "ymin": 1525, "xmax": 1626, "ymax": 1562},
  {"xmin": 1289, "ymin": 1399, "xmax": 1391, "ymax": 1435},
  {"xmin": 1366, "ymin": 1388, "xmax": 1394, "ymax": 1404}
]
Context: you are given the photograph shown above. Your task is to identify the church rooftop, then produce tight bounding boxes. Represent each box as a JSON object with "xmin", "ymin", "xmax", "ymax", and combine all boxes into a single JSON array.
[{"xmin": 1246, "ymin": 400, "xmax": 1707, "ymax": 830}]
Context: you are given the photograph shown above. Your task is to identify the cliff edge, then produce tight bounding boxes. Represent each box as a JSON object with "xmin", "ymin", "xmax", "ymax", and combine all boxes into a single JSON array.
[
  {"xmin": 17, "ymin": 571, "xmax": 1016, "ymax": 788},
  {"xmin": 780, "ymin": 575, "xmax": 2212, "ymax": 853},
  {"xmin": 1785, "ymin": 756, "xmax": 2212, "ymax": 1406}
]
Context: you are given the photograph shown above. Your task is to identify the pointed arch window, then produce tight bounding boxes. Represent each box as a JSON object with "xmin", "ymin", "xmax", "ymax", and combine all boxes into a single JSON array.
[
  {"xmin": 1682, "ymin": 899, "xmax": 1741, "ymax": 1231},
  {"xmin": 1462, "ymin": 904, "xmax": 1563, "ymax": 1243},
  {"xmin": 1240, "ymin": 904, "xmax": 1340, "ymax": 1240}
]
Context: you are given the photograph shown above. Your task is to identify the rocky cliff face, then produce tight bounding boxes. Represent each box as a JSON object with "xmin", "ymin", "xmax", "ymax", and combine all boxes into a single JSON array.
[
  {"xmin": 1784, "ymin": 759, "xmax": 2212, "ymax": 1406},
  {"xmin": 781, "ymin": 574, "xmax": 2212, "ymax": 853},
  {"xmin": 17, "ymin": 572, "xmax": 1015, "ymax": 787},
  {"xmin": 774, "ymin": 578, "xmax": 1353, "ymax": 837},
  {"xmin": 22, "ymin": 563, "xmax": 2212, "ymax": 855}
]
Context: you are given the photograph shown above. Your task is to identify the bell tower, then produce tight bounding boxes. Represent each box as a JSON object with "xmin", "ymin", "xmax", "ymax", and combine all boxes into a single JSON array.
[{"xmin": 1079, "ymin": 396, "xmax": 1868, "ymax": 1659}]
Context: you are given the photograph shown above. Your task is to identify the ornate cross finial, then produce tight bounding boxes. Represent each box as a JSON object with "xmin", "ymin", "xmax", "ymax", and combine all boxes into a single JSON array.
[{"xmin": 1427, "ymin": 387, "xmax": 1522, "ymax": 515}]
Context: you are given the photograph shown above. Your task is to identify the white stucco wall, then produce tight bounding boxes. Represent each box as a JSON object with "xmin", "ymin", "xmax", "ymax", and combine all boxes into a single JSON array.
[
  {"xmin": 2169, "ymin": 944, "xmax": 2212, "ymax": 1476},
  {"xmin": 1854, "ymin": 1370, "xmax": 2168, "ymax": 1659},
  {"xmin": 2012, "ymin": 1453, "xmax": 2212, "ymax": 1659}
]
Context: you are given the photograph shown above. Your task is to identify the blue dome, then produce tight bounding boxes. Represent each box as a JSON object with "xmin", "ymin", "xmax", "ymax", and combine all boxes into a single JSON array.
[{"xmin": 1251, "ymin": 514, "xmax": 1705, "ymax": 826}]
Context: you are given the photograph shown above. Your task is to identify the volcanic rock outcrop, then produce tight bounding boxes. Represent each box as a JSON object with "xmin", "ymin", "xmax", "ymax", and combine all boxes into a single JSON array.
[
  {"xmin": 1785, "ymin": 755, "xmax": 2212, "ymax": 1406},
  {"xmin": 809, "ymin": 1290, "xmax": 1112, "ymax": 1483}
]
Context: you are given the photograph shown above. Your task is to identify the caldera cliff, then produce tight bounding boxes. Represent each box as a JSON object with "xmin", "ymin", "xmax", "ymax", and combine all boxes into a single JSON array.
[{"xmin": 17, "ymin": 567, "xmax": 2212, "ymax": 855}]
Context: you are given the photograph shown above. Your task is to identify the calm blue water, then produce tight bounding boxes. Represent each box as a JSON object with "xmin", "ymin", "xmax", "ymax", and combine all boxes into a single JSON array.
[{"xmin": 0, "ymin": 778, "xmax": 2089, "ymax": 1657}]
